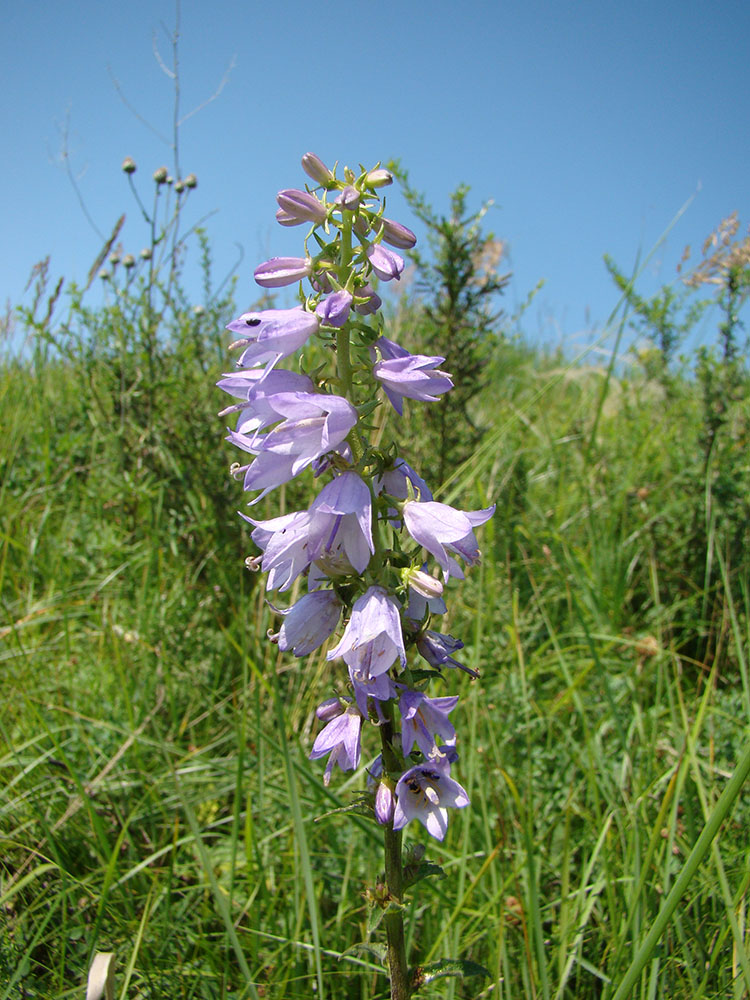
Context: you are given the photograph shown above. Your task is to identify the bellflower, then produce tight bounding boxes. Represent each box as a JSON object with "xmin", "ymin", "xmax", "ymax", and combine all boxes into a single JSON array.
[
  {"xmin": 229, "ymin": 392, "xmax": 358, "ymax": 499},
  {"xmin": 328, "ymin": 586, "xmax": 406, "ymax": 677},
  {"xmin": 372, "ymin": 347, "xmax": 453, "ymax": 415},
  {"xmin": 400, "ymin": 690, "xmax": 458, "ymax": 758},
  {"xmin": 392, "ymin": 757, "xmax": 470, "ymax": 841},
  {"xmin": 271, "ymin": 590, "xmax": 343, "ymax": 656},
  {"xmin": 254, "ymin": 256, "xmax": 312, "ymax": 288},
  {"xmin": 241, "ymin": 510, "xmax": 312, "ymax": 591},
  {"xmin": 309, "ymin": 701, "xmax": 362, "ymax": 785},
  {"xmin": 366, "ymin": 244, "xmax": 404, "ymax": 281},
  {"xmin": 219, "ymin": 369, "xmax": 316, "ymax": 435},
  {"xmin": 416, "ymin": 629, "xmax": 477, "ymax": 677},
  {"xmin": 349, "ymin": 662, "xmax": 398, "ymax": 718},
  {"xmin": 226, "ymin": 307, "xmax": 320, "ymax": 369},
  {"xmin": 335, "ymin": 185, "xmax": 361, "ymax": 211},
  {"xmin": 307, "ymin": 472, "xmax": 375, "ymax": 576},
  {"xmin": 403, "ymin": 500, "xmax": 496, "ymax": 579}
]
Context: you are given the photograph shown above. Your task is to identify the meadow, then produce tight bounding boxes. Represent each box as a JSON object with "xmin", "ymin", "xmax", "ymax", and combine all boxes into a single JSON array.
[{"xmin": 1, "ymin": 171, "xmax": 749, "ymax": 1000}]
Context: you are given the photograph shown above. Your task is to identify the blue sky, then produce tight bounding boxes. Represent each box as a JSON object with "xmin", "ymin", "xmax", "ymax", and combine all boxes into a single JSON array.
[{"xmin": 3, "ymin": 0, "xmax": 749, "ymax": 356}]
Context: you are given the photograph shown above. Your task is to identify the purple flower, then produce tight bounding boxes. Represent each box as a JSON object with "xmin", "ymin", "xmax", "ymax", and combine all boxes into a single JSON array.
[
  {"xmin": 402, "ymin": 500, "xmax": 495, "ymax": 580},
  {"xmin": 372, "ymin": 341, "xmax": 453, "ymax": 415},
  {"xmin": 327, "ymin": 586, "xmax": 406, "ymax": 677},
  {"xmin": 309, "ymin": 701, "xmax": 362, "ymax": 785},
  {"xmin": 416, "ymin": 630, "xmax": 477, "ymax": 678},
  {"xmin": 228, "ymin": 392, "xmax": 358, "ymax": 499},
  {"xmin": 348, "ymin": 662, "xmax": 398, "ymax": 718},
  {"xmin": 366, "ymin": 244, "xmax": 404, "ymax": 281},
  {"xmin": 225, "ymin": 307, "xmax": 319, "ymax": 369},
  {"xmin": 308, "ymin": 472, "xmax": 374, "ymax": 576},
  {"xmin": 400, "ymin": 690, "xmax": 458, "ymax": 758},
  {"xmin": 271, "ymin": 591, "xmax": 342, "ymax": 656},
  {"xmin": 254, "ymin": 257, "xmax": 312, "ymax": 288},
  {"xmin": 392, "ymin": 757, "xmax": 469, "ymax": 841},
  {"xmin": 276, "ymin": 189, "xmax": 327, "ymax": 226},
  {"xmin": 365, "ymin": 168, "xmax": 393, "ymax": 189},
  {"xmin": 378, "ymin": 217, "xmax": 417, "ymax": 250},
  {"xmin": 375, "ymin": 457, "xmax": 433, "ymax": 504},
  {"xmin": 218, "ymin": 368, "xmax": 316, "ymax": 435},
  {"xmin": 335, "ymin": 185, "xmax": 361, "ymax": 211},
  {"xmin": 241, "ymin": 510, "xmax": 312, "ymax": 591},
  {"xmin": 354, "ymin": 284, "xmax": 382, "ymax": 315},
  {"xmin": 301, "ymin": 152, "xmax": 333, "ymax": 186},
  {"xmin": 315, "ymin": 290, "xmax": 353, "ymax": 328}
]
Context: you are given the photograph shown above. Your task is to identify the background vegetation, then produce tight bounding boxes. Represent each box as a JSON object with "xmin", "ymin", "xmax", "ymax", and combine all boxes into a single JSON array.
[{"xmin": 1, "ymin": 161, "xmax": 750, "ymax": 999}]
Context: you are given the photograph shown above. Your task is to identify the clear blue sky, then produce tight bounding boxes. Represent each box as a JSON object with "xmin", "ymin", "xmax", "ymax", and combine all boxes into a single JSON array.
[{"xmin": 3, "ymin": 0, "xmax": 749, "ymax": 356}]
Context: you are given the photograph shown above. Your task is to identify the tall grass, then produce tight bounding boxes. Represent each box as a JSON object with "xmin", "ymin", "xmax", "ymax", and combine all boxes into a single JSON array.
[{"xmin": 2, "ymin": 201, "xmax": 750, "ymax": 998}]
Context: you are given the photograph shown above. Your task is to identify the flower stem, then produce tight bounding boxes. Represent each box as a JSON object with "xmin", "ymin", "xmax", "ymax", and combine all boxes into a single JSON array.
[{"xmin": 380, "ymin": 716, "xmax": 411, "ymax": 999}]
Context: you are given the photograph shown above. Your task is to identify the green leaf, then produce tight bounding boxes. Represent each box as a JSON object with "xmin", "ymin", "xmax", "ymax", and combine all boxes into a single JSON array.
[
  {"xmin": 403, "ymin": 860, "xmax": 446, "ymax": 889},
  {"xmin": 412, "ymin": 958, "xmax": 490, "ymax": 988}
]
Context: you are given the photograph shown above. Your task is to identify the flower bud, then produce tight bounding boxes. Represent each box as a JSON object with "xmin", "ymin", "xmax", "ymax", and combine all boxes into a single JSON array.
[
  {"xmin": 316, "ymin": 697, "xmax": 345, "ymax": 723},
  {"xmin": 301, "ymin": 152, "xmax": 334, "ymax": 186},
  {"xmin": 276, "ymin": 189, "xmax": 327, "ymax": 225},
  {"xmin": 335, "ymin": 185, "xmax": 361, "ymax": 211},
  {"xmin": 123, "ymin": 254, "xmax": 136, "ymax": 269},
  {"xmin": 98, "ymin": 269, "xmax": 111, "ymax": 281},
  {"xmin": 315, "ymin": 290, "xmax": 353, "ymax": 328},
  {"xmin": 139, "ymin": 247, "xmax": 152, "ymax": 260},
  {"xmin": 366, "ymin": 243, "xmax": 404, "ymax": 281},
  {"xmin": 174, "ymin": 179, "xmax": 185, "ymax": 193},
  {"xmin": 365, "ymin": 168, "xmax": 393, "ymax": 189},
  {"xmin": 108, "ymin": 252, "xmax": 121, "ymax": 266},
  {"xmin": 378, "ymin": 217, "xmax": 417, "ymax": 250},
  {"xmin": 354, "ymin": 284, "xmax": 382, "ymax": 315},
  {"xmin": 153, "ymin": 166, "xmax": 168, "ymax": 184},
  {"xmin": 121, "ymin": 156, "xmax": 136, "ymax": 174},
  {"xmin": 406, "ymin": 568, "xmax": 444, "ymax": 601},
  {"xmin": 254, "ymin": 256, "xmax": 312, "ymax": 288},
  {"xmin": 375, "ymin": 781, "xmax": 395, "ymax": 825},
  {"xmin": 184, "ymin": 173, "xmax": 197, "ymax": 189}
]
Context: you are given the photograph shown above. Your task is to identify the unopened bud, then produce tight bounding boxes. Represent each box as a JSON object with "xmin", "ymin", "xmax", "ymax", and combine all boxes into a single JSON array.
[
  {"xmin": 301, "ymin": 152, "xmax": 334, "ymax": 186},
  {"xmin": 99, "ymin": 269, "xmax": 111, "ymax": 281},
  {"xmin": 122, "ymin": 254, "xmax": 136, "ymax": 269},
  {"xmin": 365, "ymin": 168, "xmax": 393, "ymax": 189},
  {"xmin": 316, "ymin": 697, "xmax": 344, "ymax": 722},
  {"xmin": 140, "ymin": 247, "xmax": 152, "ymax": 260},
  {"xmin": 108, "ymin": 252, "xmax": 121, "ymax": 266},
  {"xmin": 174, "ymin": 179, "xmax": 185, "ymax": 193},
  {"xmin": 184, "ymin": 173, "xmax": 197, "ymax": 189},
  {"xmin": 153, "ymin": 166, "xmax": 168, "ymax": 184},
  {"xmin": 379, "ymin": 217, "xmax": 417, "ymax": 250},
  {"xmin": 121, "ymin": 156, "xmax": 136, "ymax": 174},
  {"xmin": 407, "ymin": 568, "xmax": 444, "ymax": 601},
  {"xmin": 335, "ymin": 185, "xmax": 361, "ymax": 211}
]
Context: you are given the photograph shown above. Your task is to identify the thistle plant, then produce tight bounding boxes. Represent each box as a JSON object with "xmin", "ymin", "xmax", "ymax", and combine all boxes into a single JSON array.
[{"xmin": 218, "ymin": 153, "xmax": 494, "ymax": 998}]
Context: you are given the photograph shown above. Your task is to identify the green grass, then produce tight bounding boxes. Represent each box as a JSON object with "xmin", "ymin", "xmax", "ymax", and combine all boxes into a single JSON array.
[{"xmin": 2, "ymin": 280, "xmax": 750, "ymax": 998}]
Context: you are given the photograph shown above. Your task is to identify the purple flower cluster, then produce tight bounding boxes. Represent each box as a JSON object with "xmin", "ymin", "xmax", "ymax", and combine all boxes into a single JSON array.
[{"xmin": 219, "ymin": 154, "xmax": 494, "ymax": 841}]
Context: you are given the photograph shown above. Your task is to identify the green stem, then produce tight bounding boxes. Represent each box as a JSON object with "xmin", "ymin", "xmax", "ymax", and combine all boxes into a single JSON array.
[{"xmin": 380, "ymin": 712, "xmax": 411, "ymax": 999}]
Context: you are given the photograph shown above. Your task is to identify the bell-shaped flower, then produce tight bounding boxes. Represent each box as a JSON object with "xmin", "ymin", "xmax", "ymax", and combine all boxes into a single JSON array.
[
  {"xmin": 335, "ymin": 185, "xmax": 361, "ymax": 211},
  {"xmin": 228, "ymin": 392, "xmax": 358, "ymax": 500},
  {"xmin": 309, "ymin": 700, "xmax": 362, "ymax": 786},
  {"xmin": 366, "ymin": 244, "xmax": 404, "ymax": 281},
  {"xmin": 372, "ymin": 341, "xmax": 453, "ymax": 415},
  {"xmin": 399, "ymin": 690, "xmax": 458, "ymax": 758},
  {"xmin": 327, "ymin": 586, "xmax": 406, "ymax": 677},
  {"xmin": 315, "ymin": 290, "xmax": 353, "ymax": 328},
  {"xmin": 348, "ymin": 662, "xmax": 398, "ymax": 718},
  {"xmin": 254, "ymin": 256, "xmax": 312, "ymax": 288},
  {"xmin": 276, "ymin": 189, "xmax": 327, "ymax": 226},
  {"xmin": 218, "ymin": 368, "xmax": 315, "ymax": 435},
  {"xmin": 240, "ymin": 510, "xmax": 312, "ymax": 591},
  {"xmin": 307, "ymin": 472, "xmax": 374, "ymax": 576},
  {"xmin": 270, "ymin": 590, "xmax": 343, "ymax": 656},
  {"xmin": 403, "ymin": 500, "xmax": 495, "ymax": 580},
  {"xmin": 392, "ymin": 756, "xmax": 469, "ymax": 841},
  {"xmin": 374, "ymin": 780, "xmax": 395, "ymax": 825},
  {"xmin": 226, "ymin": 307, "xmax": 319, "ymax": 369},
  {"xmin": 416, "ymin": 630, "xmax": 477, "ymax": 677}
]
